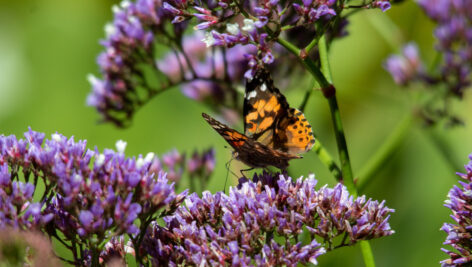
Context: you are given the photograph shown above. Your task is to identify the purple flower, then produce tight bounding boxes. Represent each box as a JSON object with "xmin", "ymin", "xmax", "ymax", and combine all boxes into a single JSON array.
[
  {"xmin": 440, "ymin": 154, "xmax": 472, "ymax": 266},
  {"xmin": 384, "ymin": 43, "xmax": 423, "ymax": 85},
  {"xmin": 370, "ymin": 1, "xmax": 391, "ymax": 12},
  {"xmin": 0, "ymin": 128, "xmax": 187, "ymax": 264},
  {"xmin": 0, "ymin": 162, "xmax": 51, "ymax": 230},
  {"xmin": 142, "ymin": 172, "xmax": 394, "ymax": 265},
  {"xmin": 88, "ymin": 0, "xmax": 191, "ymax": 127},
  {"xmin": 186, "ymin": 148, "xmax": 215, "ymax": 179}
]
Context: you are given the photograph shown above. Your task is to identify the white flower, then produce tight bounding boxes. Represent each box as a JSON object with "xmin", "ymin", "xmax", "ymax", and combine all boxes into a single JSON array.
[
  {"xmin": 136, "ymin": 157, "xmax": 144, "ymax": 169},
  {"xmin": 226, "ymin": 23, "xmax": 239, "ymax": 35},
  {"xmin": 51, "ymin": 133, "xmax": 61, "ymax": 142},
  {"xmin": 144, "ymin": 152, "xmax": 155, "ymax": 163},
  {"xmin": 96, "ymin": 154, "xmax": 106, "ymax": 166},
  {"xmin": 112, "ymin": 5, "xmax": 121, "ymax": 13},
  {"xmin": 116, "ymin": 140, "xmax": 127, "ymax": 154},
  {"xmin": 242, "ymin": 19, "xmax": 255, "ymax": 32},
  {"xmin": 104, "ymin": 23, "xmax": 117, "ymax": 38},
  {"xmin": 201, "ymin": 32, "xmax": 215, "ymax": 47},
  {"xmin": 120, "ymin": 0, "xmax": 131, "ymax": 9}
]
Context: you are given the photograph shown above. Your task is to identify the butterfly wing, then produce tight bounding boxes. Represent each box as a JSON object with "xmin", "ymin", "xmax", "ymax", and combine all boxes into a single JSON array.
[
  {"xmin": 274, "ymin": 108, "xmax": 315, "ymax": 154},
  {"xmin": 202, "ymin": 113, "xmax": 249, "ymax": 151},
  {"xmin": 243, "ymin": 68, "xmax": 290, "ymax": 147}
]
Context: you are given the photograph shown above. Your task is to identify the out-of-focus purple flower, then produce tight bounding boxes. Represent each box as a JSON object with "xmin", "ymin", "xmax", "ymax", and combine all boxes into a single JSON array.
[
  {"xmin": 384, "ymin": 43, "xmax": 423, "ymax": 85},
  {"xmin": 156, "ymin": 31, "xmax": 256, "ymax": 111},
  {"xmin": 417, "ymin": 0, "xmax": 472, "ymax": 97},
  {"xmin": 0, "ymin": 229, "xmax": 62, "ymax": 266},
  {"xmin": 385, "ymin": 0, "xmax": 472, "ymax": 125},
  {"xmin": 440, "ymin": 154, "xmax": 472, "ymax": 266},
  {"xmin": 143, "ymin": 172, "xmax": 394, "ymax": 265},
  {"xmin": 187, "ymin": 148, "xmax": 215, "ymax": 179},
  {"xmin": 162, "ymin": 149, "xmax": 185, "ymax": 183},
  {"xmin": 370, "ymin": 1, "xmax": 391, "ymax": 12}
]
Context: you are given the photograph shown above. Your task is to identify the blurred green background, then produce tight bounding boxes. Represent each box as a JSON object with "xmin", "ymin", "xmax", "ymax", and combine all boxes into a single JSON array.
[{"xmin": 1, "ymin": 0, "xmax": 471, "ymax": 266}]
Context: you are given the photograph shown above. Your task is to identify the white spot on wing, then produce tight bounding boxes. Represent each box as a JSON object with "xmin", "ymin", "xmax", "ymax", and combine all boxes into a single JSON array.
[
  {"xmin": 260, "ymin": 83, "xmax": 267, "ymax": 91},
  {"xmin": 247, "ymin": 90, "xmax": 257, "ymax": 99}
]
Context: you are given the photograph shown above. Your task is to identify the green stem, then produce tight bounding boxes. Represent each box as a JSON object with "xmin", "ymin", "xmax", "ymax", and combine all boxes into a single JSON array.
[
  {"xmin": 327, "ymin": 96, "xmax": 357, "ymax": 195},
  {"xmin": 319, "ymin": 35, "xmax": 376, "ymax": 267},
  {"xmin": 318, "ymin": 35, "xmax": 357, "ymax": 195},
  {"xmin": 358, "ymin": 114, "xmax": 413, "ymax": 192}
]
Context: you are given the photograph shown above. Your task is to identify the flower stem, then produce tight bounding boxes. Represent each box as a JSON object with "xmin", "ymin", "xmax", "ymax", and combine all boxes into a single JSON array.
[
  {"xmin": 318, "ymin": 35, "xmax": 357, "ymax": 195},
  {"xmin": 319, "ymin": 34, "xmax": 376, "ymax": 267},
  {"xmin": 358, "ymin": 114, "xmax": 413, "ymax": 192}
]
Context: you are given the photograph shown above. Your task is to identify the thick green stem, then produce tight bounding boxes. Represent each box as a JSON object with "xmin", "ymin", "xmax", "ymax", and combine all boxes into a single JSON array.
[
  {"xmin": 327, "ymin": 97, "xmax": 357, "ymax": 195},
  {"xmin": 318, "ymin": 35, "xmax": 376, "ymax": 267},
  {"xmin": 318, "ymin": 35, "xmax": 357, "ymax": 196},
  {"xmin": 358, "ymin": 114, "xmax": 413, "ymax": 192}
]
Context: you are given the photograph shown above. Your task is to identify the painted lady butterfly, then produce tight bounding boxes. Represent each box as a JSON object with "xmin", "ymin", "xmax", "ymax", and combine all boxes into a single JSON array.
[{"xmin": 202, "ymin": 68, "xmax": 315, "ymax": 170}]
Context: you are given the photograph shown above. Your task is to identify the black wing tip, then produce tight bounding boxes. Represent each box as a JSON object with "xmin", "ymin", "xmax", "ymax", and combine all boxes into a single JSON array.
[{"xmin": 202, "ymin": 112, "xmax": 211, "ymax": 120}]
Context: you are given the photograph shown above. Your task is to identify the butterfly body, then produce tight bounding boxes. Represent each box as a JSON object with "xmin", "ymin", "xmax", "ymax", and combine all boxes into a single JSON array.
[{"xmin": 203, "ymin": 67, "xmax": 315, "ymax": 170}]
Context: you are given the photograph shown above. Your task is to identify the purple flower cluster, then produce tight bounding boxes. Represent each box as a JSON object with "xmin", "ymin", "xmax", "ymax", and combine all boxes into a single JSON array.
[
  {"xmin": 418, "ymin": 0, "xmax": 472, "ymax": 97},
  {"xmin": 0, "ymin": 128, "xmax": 187, "ymax": 265},
  {"xmin": 0, "ymin": 164, "xmax": 53, "ymax": 229},
  {"xmin": 187, "ymin": 148, "xmax": 215, "ymax": 179},
  {"xmin": 165, "ymin": 0, "xmax": 391, "ymax": 75},
  {"xmin": 385, "ymin": 0, "xmax": 472, "ymax": 125},
  {"xmin": 88, "ymin": 0, "xmax": 172, "ymax": 126},
  {"xmin": 440, "ymin": 154, "xmax": 472, "ymax": 266},
  {"xmin": 141, "ymin": 172, "xmax": 394, "ymax": 266}
]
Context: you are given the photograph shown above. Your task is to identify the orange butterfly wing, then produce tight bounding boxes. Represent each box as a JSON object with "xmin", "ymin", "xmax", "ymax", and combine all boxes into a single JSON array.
[{"xmin": 275, "ymin": 108, "xmax": 315, "ymax": 154}]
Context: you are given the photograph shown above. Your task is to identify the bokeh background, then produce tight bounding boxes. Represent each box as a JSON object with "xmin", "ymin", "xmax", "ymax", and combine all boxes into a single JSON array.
[{"xmin": 1, "ymin": 0, "xmax": 471, "ymax": 266}]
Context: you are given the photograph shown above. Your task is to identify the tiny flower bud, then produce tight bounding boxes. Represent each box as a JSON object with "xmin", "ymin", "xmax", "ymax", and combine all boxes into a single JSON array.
[
  {"xmin": 201, "ymin": 32, "xmax": 215, "ymax": 47},
  {"xmin": 51, "ymin": 133, "xmax": 61, "ymax": 142},
  {"xmin": 96, "ymin": 154, "xmax": 106, "ymax": 166},
  {"xmin": 226, "ymin": 23, "xmax": 240, "ymax": 35},
  {"xmin": 242, "ymin": 19, "xmax": 256, "ymax": 32},
  {"xmin": 116, "ymin": 140, "xmax": 127, "ymax": 154}
]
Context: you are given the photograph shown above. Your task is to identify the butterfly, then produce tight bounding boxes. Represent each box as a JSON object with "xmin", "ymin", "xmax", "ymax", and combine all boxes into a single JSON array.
[{"xmin": 202, "ymin": 67, "xmax": 315, "ymax": 170}]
